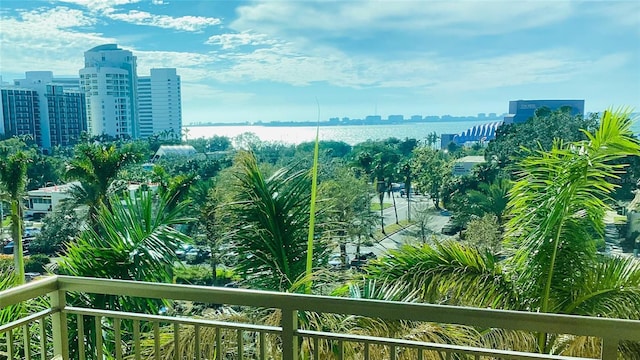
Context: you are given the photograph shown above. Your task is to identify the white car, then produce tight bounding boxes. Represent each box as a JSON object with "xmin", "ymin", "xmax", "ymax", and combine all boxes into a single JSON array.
[{"xmin": 328, "ymin": 253, "xmax": 350, "ymax": 269}]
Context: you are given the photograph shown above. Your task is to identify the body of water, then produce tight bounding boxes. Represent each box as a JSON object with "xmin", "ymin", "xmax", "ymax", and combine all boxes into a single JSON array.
[
  {"xmin": 186, "ymin": 121, "xmax": 495, "ymax": 146},
  {"xmin": 186, "ymin": 120, "xmax": 640, "ymax": 146}
]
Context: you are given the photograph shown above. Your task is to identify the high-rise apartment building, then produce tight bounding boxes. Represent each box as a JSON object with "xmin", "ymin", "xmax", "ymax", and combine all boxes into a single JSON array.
[
  {"xmin": 137, "ymin": 68, "xmax": 182, "ymax": 138},
  {"xmin": 1, "ymin": 71, "xmax": 87, "ymax": 150},
  {"xmin": 80, "ymin": 44, "xmax": 138, "ymax": 139},
  {"xmin": 0, "ymin": 88, "xmax": 41, "ymax": 143}
]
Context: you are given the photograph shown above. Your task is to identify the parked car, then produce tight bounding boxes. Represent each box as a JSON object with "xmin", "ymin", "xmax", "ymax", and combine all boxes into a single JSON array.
[
  {"xmin": 441, "ymin": 222, "xmax": 461, "ymax": 235},
  {"xmin": 185, "ymin": 247, "xmax": 211, "ymax": 264},
  {"xmin": 2, "ymin": 241, "xmax": 14, "ymax": 254},
  {"xmin": 350, "ymin": 252, "xmax": 377, "ymax": 270},
  {"xmin": 24, "ymin": 227, "xmax": 40, "ymax": 238},
  {"xmin": 175, "ymin": 244, "xmax": 193, "ymax": 260},
  {"xmin": 1, "ymin": 240, "xmax": 29, "ymax": 254},
  {"xmin": 328, "ymin": 253, "xmax": 350, "ymax": 269}
]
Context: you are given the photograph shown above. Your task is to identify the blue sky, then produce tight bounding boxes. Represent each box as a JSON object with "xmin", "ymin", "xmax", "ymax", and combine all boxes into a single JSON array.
[{"xmin": 1, "ymin": 0, "xmax": 639, "ymax": 124}]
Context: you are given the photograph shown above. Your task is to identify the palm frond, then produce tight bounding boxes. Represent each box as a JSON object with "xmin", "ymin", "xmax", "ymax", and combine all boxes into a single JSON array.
[
  {"xmin": 505, "ymin": 108, "xmax": 640, "ymax": 314},
  {"xmin": 366, "ymin": 241, "xmax": 516, "ymax": 308}
]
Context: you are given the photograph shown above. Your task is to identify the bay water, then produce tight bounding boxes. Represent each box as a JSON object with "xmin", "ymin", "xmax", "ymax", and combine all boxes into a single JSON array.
[{"xmin": 186, "ymin": 120, "xmax": 640, "ymax": 146}]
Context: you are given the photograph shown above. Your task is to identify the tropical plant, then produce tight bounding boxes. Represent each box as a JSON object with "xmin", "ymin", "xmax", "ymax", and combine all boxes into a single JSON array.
[
  {"xmin": 0, "ymin": 150, "xmax": 29, "ymax": 284},
  {"xmin": 463, "ymin": 213, "xmax": 502, "ymax": 253},
  {"xmin": 366, "ymin": 108, "xmax": 640, "ymax": 357},
  {"xmin": 485, "ymin": 107, "xmax": 598, "ymax": 168},
  {"xmin": 65, "ymin": 142, "xmax": 142, "ymax": 223},
  {"xmin": 319, "ymin": 167, "xmax": 375, "ymax": 263},
  {"xmin": 29, "ymin": 201, "xmax": 82, "ymax": 255},
  {"xmin": 58, "ymin": 190, "xmax": 193, "ymax": 359},
  {"xmin": 217, "ymin": 151, "xmax": 331, "ymax": 291},
  {"xmin": 464, "ymin": 177, "xmax": 511, "ymax": 225},
  {"xmin": 411, "ymin": 147, "xmax": 451, "ymax": 209}
]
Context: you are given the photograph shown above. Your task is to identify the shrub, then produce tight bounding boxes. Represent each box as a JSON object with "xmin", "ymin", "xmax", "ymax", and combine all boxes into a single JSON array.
[
  {"xmin": 24, "ymin": 254, "xmax": 51, "ymax": 273},
  {"xmin": 0, "ymin": 254, "xmax": 13, "ymax": 273},
  {"xmin": 174, "ymin": 265, "xmax": 238, "ymax": 286}
]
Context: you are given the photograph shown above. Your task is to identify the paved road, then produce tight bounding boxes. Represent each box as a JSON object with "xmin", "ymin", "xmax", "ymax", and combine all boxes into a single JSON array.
[{"xmin": 343, "ymin": 193, "xmax": 454, "ymax": 260}]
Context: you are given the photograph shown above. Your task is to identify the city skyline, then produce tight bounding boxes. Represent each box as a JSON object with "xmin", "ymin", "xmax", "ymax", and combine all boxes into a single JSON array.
[{"xmin": 1, "ymin": 1, "xmax": 639, "ymax": 124}]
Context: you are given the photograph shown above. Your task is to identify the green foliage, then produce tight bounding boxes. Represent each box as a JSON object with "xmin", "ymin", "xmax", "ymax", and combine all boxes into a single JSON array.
[
  {"xmin": 366, "ymin": 241, "xmax": 515, "ymax": 308},
  {"xmin": 0, "ymin": 148, "xmax": 29, "ymax": 284},
  {"xmin": 365, "ymin": 109, "xmax": 640, "ymax": 357},
  {"xmin": 24, "ymin": 253, "xmax": 50, "ymax": 273},
  {"xmin": 65, "ymin": 142, "xmax": 143, "ymax": 222},
  {"xmin": 411, "ymin": 147, "xmax": 451, "ymax": 209},
  {"xmin": 217, "ymin": 151, "xmax": 330, "ymax": 291},
  {"xmin": 173, "ymin": 265, "xmax": 238, "ymax": 286},
  {"xmin": 463, "ymin": 214, "xmax": 502, "ymax": 253},
  {"xmin": 485, "ymin": 107, "xmax": 599, "ymax": 168},
  {"xmin": 0, "ymin": 254, "xmax": 14, "ymax": 273},
  {"xmin": 29, "ymin": 202, "xmax": 82, "ymax": 254},
  {"xmin": 295, "ymin": 140, "xmax": 352, "ymax": 158},
  {"xmin": 26, "ymin": 152, "xmax": 64, "ymax": 190},
  {"xmin": 464, "ymin": 177, "xmax": 511, "ymax": 224},
  {"xmin": 506, "ymin": 108, "xmax": 640, "ymax": 315}
]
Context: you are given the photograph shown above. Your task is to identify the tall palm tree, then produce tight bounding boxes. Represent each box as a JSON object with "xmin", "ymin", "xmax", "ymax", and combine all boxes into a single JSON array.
[
  {"xmin": 366, "ymin": 108, "xmax": 640, "ymax": 357},
  {"xmin": 58, "ymin": 190, "xmax": 193, "ymax": 359},
  {"xmin": 65, "ymin": 142, "xmax": 141, "ymax": 223},
  {"xmin": 218, "ymin": 151, "xmax": 330, "ymax": 291},
  {"xmin": 0, "ymin": 151, "xmax": 29, "ymax": 284}
]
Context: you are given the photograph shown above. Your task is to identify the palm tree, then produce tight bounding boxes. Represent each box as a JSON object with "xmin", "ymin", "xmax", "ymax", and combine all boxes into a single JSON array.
[
  {"xmin": 65, "ymin": 142, "xmax": 141, "ymax": 223},
  {"xmin": 465, "ymin": 177, "xmax": 511, "ymax": 224},
  {"xmin": 217, "ymin": 151, "xmax": 330, "ymax": 291},
  {"xmin": 366, "ymin": 108, "xmax": 640, "ymax": 357},
  {"xmin": 58, "ymin": 190, "xmax": 193, "ymax": 359},
  {"xmin": 0, "ymin": 151, "xmax": 29, "ymax": 284}
]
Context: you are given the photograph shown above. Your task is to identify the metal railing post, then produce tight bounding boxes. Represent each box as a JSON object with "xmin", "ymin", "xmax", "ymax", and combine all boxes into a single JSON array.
[
  {"xmin": 51, "ymin": 290, "xmax": 69, "ymax": 360},
  {"xmin": 281, "ymin": 307, "xmax": 299, "ymax": 360},
  {"xmin": 601, "ymin": 338, "xmax": 618, "ymax": 360}
]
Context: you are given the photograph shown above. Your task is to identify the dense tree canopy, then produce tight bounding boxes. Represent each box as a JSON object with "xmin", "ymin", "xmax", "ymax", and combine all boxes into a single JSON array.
[{"xmin": 485, "ymin": 107, "xmax": 599, "ymax": 168}]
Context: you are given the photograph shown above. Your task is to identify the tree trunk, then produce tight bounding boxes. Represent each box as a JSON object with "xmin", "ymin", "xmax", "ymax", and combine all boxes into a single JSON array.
[
  {"xmin": 11, "ymin": 199, "xmax": 24, "ymax": 284},
  {"xmin": 391, "ymin": 185, "xmax": 399, "ymax": 225},
  {"xmin": 339, "ymin": 242, "xmax": 347, "ymax": 268}
]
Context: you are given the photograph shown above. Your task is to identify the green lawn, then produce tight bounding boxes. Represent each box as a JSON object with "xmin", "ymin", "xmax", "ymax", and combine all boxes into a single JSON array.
[
  {"xmin": 371, "ymin": 220, "xmax": 412, "ymax": 241},
  {"xmin": 370, "ymin": 202, "xmax": 393, "ymax": 211}
]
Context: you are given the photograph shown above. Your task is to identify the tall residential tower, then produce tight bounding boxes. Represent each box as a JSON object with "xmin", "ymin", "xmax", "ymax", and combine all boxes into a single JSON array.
[
  {"xmin": 1, "ymin": 71, "xmax": 87, "ymax": 150},
  {"xmin": 80, "ymin": 44, "xmax": 138, "ymax": 139},
  {"xmin": 137, "ymin": 68, "xmax": 182, "ymax": 139}
]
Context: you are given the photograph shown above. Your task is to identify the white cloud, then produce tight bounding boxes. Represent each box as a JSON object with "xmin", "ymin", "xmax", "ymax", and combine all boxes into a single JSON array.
[
  {"xmin": 57, "ymin": 0, "xmax": 220, "ymax": 31},
  {"xmin": 584, "ymin": 2, "xmax": 640, "ymax": 34},
  {"xmin": 56, "ymin": 0, "xmax": 141, "ymax": 13},
  {"xmin": 205, "ymin": 32, "xmax": 278, "ymax": 49},
  {"xmin": 0, "ymin": 7, "xmax": 115, "ymax": 75},
  {"xmin": 106, "ymin": 10, "xmax": 220, "ymax": 31},
  {"xmin": 232, "ymin": 1, "xmax": 574, "ymax": 37}
]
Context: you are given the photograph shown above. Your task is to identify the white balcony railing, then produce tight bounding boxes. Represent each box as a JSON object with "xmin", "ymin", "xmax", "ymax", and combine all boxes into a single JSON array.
[{"xmin": 1, "ymin": 275, "xmax": 639, "ymax": 359}]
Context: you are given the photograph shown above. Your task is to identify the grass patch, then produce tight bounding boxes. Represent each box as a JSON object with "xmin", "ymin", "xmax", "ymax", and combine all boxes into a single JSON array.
[
  {"xmin": 370, "ymin": 202, "xmax": 394, "ymax": 211},
  {"xmin": 371, "ymin": 220, "xmax": 411, "ymax": 241}
]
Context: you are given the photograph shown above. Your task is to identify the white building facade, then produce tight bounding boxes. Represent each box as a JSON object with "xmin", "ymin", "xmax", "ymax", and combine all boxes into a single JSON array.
[
  {"xmin": 80, "ymin": 44, "xmax": 138, "ymax": 139},
  {"xmin": 137, "ymin": 68, "xmax": 182, "ymax": 139}
]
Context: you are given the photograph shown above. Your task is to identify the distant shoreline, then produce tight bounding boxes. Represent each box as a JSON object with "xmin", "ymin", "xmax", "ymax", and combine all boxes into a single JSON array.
[{"xmin": 187, "ymin": 118, "xmax": 503, "ymax": 128}]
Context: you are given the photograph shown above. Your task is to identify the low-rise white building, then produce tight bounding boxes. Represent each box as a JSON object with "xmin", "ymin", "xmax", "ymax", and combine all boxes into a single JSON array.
[
  {"xmin": 452, "ymin": 156, "xmax": 485, "ymax": 176},
  {"xmin": 25, "ymin": 182, "xmax": 79, "ymax": 217}
]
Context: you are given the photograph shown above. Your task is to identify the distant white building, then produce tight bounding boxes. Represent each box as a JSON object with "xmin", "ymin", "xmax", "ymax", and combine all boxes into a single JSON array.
[
  {"xmin": 25, "ymin": 181, "xmax": 160, "ymax": 218},
  {"xmin": 137, "ymin": 68, "xmax": 182, "ymax": 139},
  {"xmin": 80, "ymin": 44, "xmax": 139, "ymax": 139},
  {"xmin": 152, "ymin": 145, "xmax": 197, "ymax": 161},
  {"xmin": 452, "ymin": 156, "xmax": 485, "ymax": 176},
  {"xmin": 25, "ymin": 182, "xmax": 78, "ymax": 217}
]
